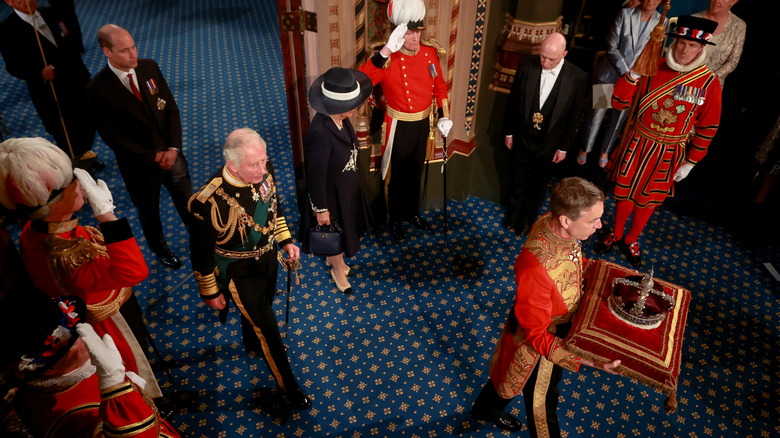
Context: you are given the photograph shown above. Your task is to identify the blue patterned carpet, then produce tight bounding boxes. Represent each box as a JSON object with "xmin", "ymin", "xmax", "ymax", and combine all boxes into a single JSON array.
[{"xmin": 1, "ymin": 1, "xmax": 778, "ymax": 437}]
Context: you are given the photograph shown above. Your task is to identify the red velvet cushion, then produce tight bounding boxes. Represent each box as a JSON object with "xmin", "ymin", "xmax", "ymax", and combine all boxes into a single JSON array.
[{"xmin": 565, "ymin": 260, "xmax": 691, "ymax": 413}]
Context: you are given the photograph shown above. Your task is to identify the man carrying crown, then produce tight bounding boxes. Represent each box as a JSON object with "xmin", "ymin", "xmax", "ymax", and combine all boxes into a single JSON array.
[
  {"xmin": 359, "ymin": 0, "xmax": 452, "ymax": 241},
  {"xmin": 471, "ymin": 177, "xmax": 621, "ymax": 436}
]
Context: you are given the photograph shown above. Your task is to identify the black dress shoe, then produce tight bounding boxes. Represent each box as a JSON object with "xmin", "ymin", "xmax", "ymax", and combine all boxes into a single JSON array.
[
  {"xmin": 390, "ymin": 221, "xmax": 405, "ymax": 240},
  {"xmin": 471, "ymin": 410, "xmax": 523, "ymax": 431},
  {"xmin": 407, "ymin": 215, "xmax": 431, "ymax": 231},
  {"xmin": 618, "ymin": 239, "xmax": 642, "ymax": 267},
  {"xmin": 594, "ymin": 231, "xmax": 619, "ymax": 254},
  {"xmin": 286, "ymin": 387, "xmax": 312, "ymax": 411},
  {"xmin": 156, "ymin": 249, "xmax": 183, "ymax": 269}
]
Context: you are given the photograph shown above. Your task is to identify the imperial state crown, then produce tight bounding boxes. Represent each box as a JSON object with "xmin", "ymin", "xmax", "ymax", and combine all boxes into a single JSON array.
[{"xmin": 608, "ymin": 269, "xmax": 675, "ymax": 329}]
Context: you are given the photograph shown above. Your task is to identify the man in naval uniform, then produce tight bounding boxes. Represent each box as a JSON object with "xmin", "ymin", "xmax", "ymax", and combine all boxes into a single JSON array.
[
  {"xmin": 188, "ymin": 128, "xmax": 311, "ymax": 411},
  {"xmin": 471, "ymin": 177, "xmax": 620, "ymax": 436},
  {"xmin": 359, "ymin": 0, "xmax": 452, "ymax": 240}
]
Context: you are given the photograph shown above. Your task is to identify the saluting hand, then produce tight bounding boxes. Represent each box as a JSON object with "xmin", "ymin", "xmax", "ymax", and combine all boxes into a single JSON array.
[{"xmin": 383, "ymin": 23, "xmax": 408, "ymax": 56}]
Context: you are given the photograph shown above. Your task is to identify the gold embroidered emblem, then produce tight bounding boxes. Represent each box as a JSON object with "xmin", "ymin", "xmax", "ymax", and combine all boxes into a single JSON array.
[
  {"xmin": 663, "ymin": 98, "xmax": 674, "ymax": 108},
  {"xmin": 532, "ymin": 112, "xmax": 543, "ymax": 130},
  {"xmin": 651, "ymin": 108, "xmax": 678, "ymax": 133}
]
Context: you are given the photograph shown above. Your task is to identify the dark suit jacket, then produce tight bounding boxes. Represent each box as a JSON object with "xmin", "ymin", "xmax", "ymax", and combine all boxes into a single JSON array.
[
  {"xmin": 86, "ymin": 59, "xmax": 182, "ymax": 165},
  {"xmin": 503, "ymin": 57, "xmax": 588, "ymax": 157},
  {"xmin": 0, "ymin": 8, "xmax": 90, "ymax": 127},
  {"xmin": 0, "ymin": 8, "xmax": 88, "ymax": 86}
]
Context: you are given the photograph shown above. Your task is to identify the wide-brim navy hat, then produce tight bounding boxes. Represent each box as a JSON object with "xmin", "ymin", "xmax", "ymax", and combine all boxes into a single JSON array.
[
  {"xmin": 668, "ymin": 15, "xmax": 717, "ymax": 46},
  {"xmin": 308, "ymin": 67, "xmax": 373, "ymax": 115}
]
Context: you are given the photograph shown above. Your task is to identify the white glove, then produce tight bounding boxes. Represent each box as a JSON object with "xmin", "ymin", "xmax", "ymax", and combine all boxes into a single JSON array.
[
  {"xmin": 385, "ymin": 23, "xmax": 408, "ymax": 54},
  {"xmin": 674, "ymin": 163, "xmax": 694, "ymax": 182},
  {"xmin": 437, "ymin": 117, "xmax": 453, "ymax": 138},
  {"xmin": 76, "ymin": 323, "xmax": 126, "ymax": 390},
  {"xmin": 73, "ymin": 168, "xmax": 114, "ymax": 217}
]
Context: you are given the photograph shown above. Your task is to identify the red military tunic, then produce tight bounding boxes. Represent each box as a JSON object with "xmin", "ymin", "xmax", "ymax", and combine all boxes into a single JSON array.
[
  {"xmin": 608, "ymin": 59, "xmax": 722, "ymax": 206},
  {"xmin": 360, "ymin": 43, "xmax": 448, "ymax": 177},
  {"xmin": 488, "ymin": 213, "xmax": 583, "ymax": 399},
  {"xmin": 19, "ymin": 218, "xmax": 159, "ymax": 396},
  {"xmin": 15, "ymin": 373, "xmax": 181, "ymax": 437}
]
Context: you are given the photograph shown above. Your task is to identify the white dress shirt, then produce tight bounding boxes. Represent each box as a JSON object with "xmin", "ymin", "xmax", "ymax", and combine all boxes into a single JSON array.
[
  {"xmin": 539, "ymin": 58, "xmax": 565, "ymax": 107},
  {"xmin": 107, "ymin": 61, "xmax": 140, "ymax": 96}
]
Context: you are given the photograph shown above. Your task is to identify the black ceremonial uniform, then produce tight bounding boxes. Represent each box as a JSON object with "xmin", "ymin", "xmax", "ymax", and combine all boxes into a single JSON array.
[{"xmin": 188, "ymin": 162, "xmax": 303, "ymax": 395}]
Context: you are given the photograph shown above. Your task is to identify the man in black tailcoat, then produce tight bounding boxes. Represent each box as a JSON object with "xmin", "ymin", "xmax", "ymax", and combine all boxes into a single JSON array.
[{"xmin": 503, "ymin": 32, "xmax": 588, "ymax": 236}]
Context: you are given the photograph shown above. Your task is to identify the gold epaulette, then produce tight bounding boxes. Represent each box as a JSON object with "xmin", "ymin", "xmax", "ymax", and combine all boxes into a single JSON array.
[
  {"xmin": 422, "ymin": 38, "xmax": 446, "ymax": 60},
  {"xmin": 195, "ymin": 177, "xmax": 223, "ymax": 203},
  {"xmin": 44, "ymin": 229, "xmax": 108, "ymax": 292}
]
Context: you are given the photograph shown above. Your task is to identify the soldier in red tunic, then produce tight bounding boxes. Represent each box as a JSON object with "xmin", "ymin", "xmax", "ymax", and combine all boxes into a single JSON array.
[
  {"xmin": 359, "ymin": 0, "xmax": 451, "ymax": 240},
  {"xmin": 0, "ymin": 137, "xmax": 161, "ymax": 398},
  {"xmin": 595, "ymin": 16, "xmax": 722, "ymax": 267},
  {"xmin": 471, "ymin": 177, "xmax": 620, "ymax": 436}
]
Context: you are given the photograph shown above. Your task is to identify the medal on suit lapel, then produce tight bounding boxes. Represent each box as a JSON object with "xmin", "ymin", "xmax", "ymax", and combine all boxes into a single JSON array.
[
  {"xmin": 57, "ymin": 22, "xmax": 69, "ymax": 37},
  {"xmin": 156, "ymin": 98, "xmax": 167, "ymax": 110},
  {"xmin": 145, "ymin": 78, "xmax": 159, "ymax": 95},
  {"xmin": 532, "ymin": 112, "xmax": 544, "ymax": 130}
]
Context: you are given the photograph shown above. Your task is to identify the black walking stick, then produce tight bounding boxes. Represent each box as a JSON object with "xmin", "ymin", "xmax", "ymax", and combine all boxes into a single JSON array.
[
  {"xmin": 285, "ymin": 267, "xmax": 292, "ymax": 342},
  {"xmin": 277, "ymin": 253, "xmax": 300, "ymax": 349}
]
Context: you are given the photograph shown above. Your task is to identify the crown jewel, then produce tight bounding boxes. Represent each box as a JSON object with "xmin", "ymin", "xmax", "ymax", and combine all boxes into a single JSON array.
[{"xmin": 608, "ymin": 269, "xmax": 675, "ymax": 329}]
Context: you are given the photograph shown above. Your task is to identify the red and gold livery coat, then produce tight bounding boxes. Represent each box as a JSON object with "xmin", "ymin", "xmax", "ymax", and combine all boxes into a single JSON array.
[
  {"xmin": 15, "ymin": 374, "xmax": 180, "ymax": 437},
  {"xmin": 19, "ymin": 218, "xmax": 150, "ymax": 382},
  {"xmin": 488, "ymin": 213, "xmax": 584, "ymax": 399},
  {"xmin": 608, "ymin": 59, "xmax": 722, "ymax": 206}
]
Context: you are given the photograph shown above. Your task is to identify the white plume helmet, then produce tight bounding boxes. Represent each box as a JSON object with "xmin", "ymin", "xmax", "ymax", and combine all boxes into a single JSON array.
[
  {"xmin": 0, "ymin": 137, "xmax": 73, "ymax": 212},
  {"xmin": 387, "ymin": 0, "xmax": 426, "ymax": 29}
]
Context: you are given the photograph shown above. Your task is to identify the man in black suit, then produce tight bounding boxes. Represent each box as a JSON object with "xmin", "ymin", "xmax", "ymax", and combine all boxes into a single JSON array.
[
  {"xmin": 0, "ymin": 0, "xmax": 99, "ymax": 169},
  {"xmin": 503, "ymin": 32, "xmax": 588, "ymax": 236},
  {"xmin": 87, "ymin": 24, "xmax": 192, "ymax": 269}
]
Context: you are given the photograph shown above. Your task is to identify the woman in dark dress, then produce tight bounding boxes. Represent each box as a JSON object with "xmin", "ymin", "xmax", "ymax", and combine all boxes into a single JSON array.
[{"xmin": 300, "ymin": 67, "xmax": 372, "ymax": 294}]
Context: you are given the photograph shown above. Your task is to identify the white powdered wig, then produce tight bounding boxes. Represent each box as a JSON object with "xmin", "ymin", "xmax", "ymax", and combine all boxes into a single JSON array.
[
  {"xmin": 388, "ymin": 0, "xmax": 426, "ymax": 26},
  {"xmin": 0, "ymin": 137, "xmax": 72, "ymax": 211}
]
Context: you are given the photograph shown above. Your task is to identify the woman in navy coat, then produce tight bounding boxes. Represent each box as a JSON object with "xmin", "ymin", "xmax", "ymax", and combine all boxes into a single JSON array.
[{"xmin": 300, "ymin": 67, "xmax": 373, "ymax": 294}]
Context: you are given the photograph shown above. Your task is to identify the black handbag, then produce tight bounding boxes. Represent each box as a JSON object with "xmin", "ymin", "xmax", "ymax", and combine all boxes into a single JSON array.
[{"xmin": 308, "ymin": 222, "xmax": 343, "ymax": 257}]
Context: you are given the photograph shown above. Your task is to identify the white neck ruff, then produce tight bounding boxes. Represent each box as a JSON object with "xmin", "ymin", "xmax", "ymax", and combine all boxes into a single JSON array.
[
  {"xmin": 26, "ymin": 360, "xmax": 96, "ymax": 389},
  {"xmin": 666, "ymin": 41, "xmax": 707, "ymax": 73}
]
